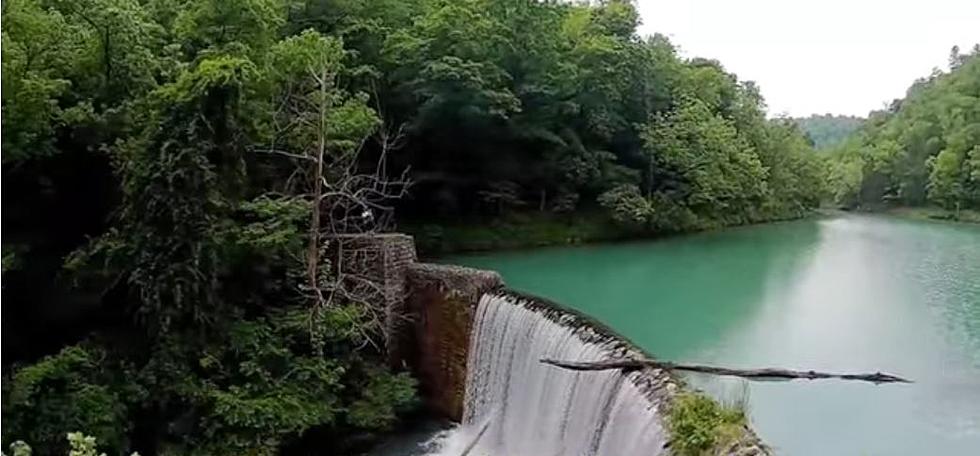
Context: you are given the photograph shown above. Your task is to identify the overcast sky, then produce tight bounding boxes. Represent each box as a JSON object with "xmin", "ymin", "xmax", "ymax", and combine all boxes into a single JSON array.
[{"xmin": 636, "ymin": 0, "xmax": 980, "ymax": 117}]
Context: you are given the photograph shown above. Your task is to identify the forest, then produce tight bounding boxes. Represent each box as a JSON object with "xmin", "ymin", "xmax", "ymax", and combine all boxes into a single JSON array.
[
  {"xmin": 793, "ymin": 114, "xmax": 863, "ymax": 150},
  {"xmin": 3, "ymin": 1, "xmax": 825, "ymax": 455},
  {"xmin": 824, "ymin": 45, "xmax": 980, "ymax": 214}
]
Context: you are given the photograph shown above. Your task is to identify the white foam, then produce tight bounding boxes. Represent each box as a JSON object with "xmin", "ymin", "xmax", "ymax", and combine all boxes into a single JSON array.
[{"xmin": 427, "ymin": 294, "xmax": 667, "ymax": 456}]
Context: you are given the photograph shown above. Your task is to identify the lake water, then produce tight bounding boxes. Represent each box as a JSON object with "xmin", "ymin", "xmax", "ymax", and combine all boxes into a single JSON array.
[{"xmin": 452, "ymin": 214, "xmax": 980, "ymax": 455}]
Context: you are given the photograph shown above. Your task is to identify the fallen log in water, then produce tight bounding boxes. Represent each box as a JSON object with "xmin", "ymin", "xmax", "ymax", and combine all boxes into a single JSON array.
[{"xmin": 540, "ymin": 358, "xmax": 912, "ymax": 384}]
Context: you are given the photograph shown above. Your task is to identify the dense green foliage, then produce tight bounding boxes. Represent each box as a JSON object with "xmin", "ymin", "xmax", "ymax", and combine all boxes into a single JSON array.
[
  {"xmin": 410, "ymin": 212, "xmax": 631, "ymax": 254},
  {"xmin": 3, "ymin": 432, "xmax": 129, "ymax": 456},
  {"xmin": 2, "ymin": 1, "xmax": 420, "ymax": 454},
  {"xmin": 666, "ymin": 393, "xmax": 747, "ymax": 456},
  {"xmin": 794, "ymin": 114, "xmax": 863, "ymax": 149},
  {"xmin": 884, "ymin": 206, "xmax": 980, "ymax": 224},
  {"xmin": 2, "ymin": 346, "xmax": 131, "ymax": 454},
  {"xmin": 4, "ymin": 0, "xmax": 824, "ymax": 453},
  {"xmin": 824, "ymin": 46, "xmax": 980, "ymax": 213}
]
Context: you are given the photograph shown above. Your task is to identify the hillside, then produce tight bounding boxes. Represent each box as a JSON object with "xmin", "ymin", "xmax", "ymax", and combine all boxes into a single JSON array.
[
  {"xmin": 824, "ymin": 45, "xmax": 980, "ymax": 211},
  {"xmin": 794, "ymin": 114, "xmax": 863, "ymax": 149}
]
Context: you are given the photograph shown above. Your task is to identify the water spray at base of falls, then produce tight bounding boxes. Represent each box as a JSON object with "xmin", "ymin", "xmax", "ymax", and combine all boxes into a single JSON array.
[{"xmin": 427, "ymin": 293, "xmax": 669, "ymax": 456}]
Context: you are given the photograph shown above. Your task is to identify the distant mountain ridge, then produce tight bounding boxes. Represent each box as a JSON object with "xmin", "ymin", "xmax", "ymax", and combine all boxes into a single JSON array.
[{"xmin": 793, "ymin": 114, "xmax": 864, "ymax": 149}]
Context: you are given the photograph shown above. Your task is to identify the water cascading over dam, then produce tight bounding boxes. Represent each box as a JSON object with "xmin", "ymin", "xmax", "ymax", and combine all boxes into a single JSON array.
[
  {"xmin": 329, "ymin": 236, "xmax": 766, "ymax": 455},
  {"xmin": 428, "ymin": 292, "xmax": 671, "ymax": 456}
]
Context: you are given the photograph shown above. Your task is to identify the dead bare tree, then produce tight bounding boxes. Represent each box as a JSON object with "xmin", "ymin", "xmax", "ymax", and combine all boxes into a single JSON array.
[
  {"xmin": 254, "ymin": 34, "xmax": 410, "ymax": 349},
  {"xmin": 312, "ymin": 100, "xmax": 410, "ymax": 350}
]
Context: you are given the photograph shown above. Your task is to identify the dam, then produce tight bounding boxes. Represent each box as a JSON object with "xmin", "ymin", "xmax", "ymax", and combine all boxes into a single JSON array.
[
  {"xmin": 431, "ymin": 292, "xmax": 669, "ymax": 455},
  {"xmin": 369, "ymin": 236, "xmax": 767, "ymax": 455}
]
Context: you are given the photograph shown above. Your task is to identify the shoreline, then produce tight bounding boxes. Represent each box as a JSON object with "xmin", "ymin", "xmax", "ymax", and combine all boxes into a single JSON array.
[
  {"xmin": 878, "ymin": 206, "xmax": 980, "ymax": 225},
  {"xmin": 406, "ymin": 210, "xmax": 826, "ymax": 258}
]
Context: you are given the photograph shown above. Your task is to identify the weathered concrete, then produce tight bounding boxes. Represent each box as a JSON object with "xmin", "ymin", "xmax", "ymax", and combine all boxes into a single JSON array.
[{"xmin": 399, "ymin": 263, "xmax": 502, "ymax": 420}]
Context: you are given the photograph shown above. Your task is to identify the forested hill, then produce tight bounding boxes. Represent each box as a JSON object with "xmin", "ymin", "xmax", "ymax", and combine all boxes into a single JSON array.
[
  {"xmin": 794, "ymin": 114, "xmax": 863, "ymax": 149},
  {"xmin": 824, "ymin": 45, "xmax": 980, "ymax": 211},
  {"xmin": 2, "ymin": 1, "xmax": 822, "ymax": 455},
  {"xmin": 2, "ymin": 0, "xmax": 825, "ymax": 253}
]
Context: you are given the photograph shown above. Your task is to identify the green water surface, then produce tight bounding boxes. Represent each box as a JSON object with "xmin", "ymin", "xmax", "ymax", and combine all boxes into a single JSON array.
[{"xmin": 452, "ymin": 214, "xmax": 980, "ymax": 455}]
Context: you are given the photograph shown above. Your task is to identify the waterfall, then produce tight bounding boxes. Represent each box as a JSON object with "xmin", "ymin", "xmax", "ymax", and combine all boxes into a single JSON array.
[{"xmin": 428, "ymin": 292, "xmax": 668, "ymax": 456}]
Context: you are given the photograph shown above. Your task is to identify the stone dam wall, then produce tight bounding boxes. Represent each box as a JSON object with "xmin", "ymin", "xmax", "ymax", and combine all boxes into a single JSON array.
[{"xmin": 398, "ymin": 262, "xmax": 502, "ymax": 419}]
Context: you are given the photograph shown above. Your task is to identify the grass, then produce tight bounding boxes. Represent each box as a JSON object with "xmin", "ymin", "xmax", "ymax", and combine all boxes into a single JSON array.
[
  {"xmin": 883, "ymin": 206, "xmax": 980, "ymax": 224},
  {"xmin": 665, "ymin": 392, "xmax": 748, "ymax": 456}
]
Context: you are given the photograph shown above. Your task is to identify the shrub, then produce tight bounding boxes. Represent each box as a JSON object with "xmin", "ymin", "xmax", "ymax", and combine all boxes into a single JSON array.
[
  {"xmin": 2, "ymin": 432, "xmax": 140, "ymax": 456},
  {"xmin": 666, "ymin": 393, "xmax": 746, "ymax": 456},
  {"xmin": 2, "ymin": 347, "xmax": 132, "ymax": 455}
]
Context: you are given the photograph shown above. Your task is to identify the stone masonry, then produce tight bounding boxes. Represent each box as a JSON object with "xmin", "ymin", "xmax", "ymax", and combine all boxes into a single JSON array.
[{"xmin": 400, "ymin": 263, "xmax": 502, "ymax": 420}]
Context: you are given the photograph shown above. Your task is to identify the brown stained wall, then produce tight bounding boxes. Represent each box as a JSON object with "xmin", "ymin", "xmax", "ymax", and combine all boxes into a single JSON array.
[{"xmin": 400, "ymin": 263, "xmax": 502, "ymax": 420}]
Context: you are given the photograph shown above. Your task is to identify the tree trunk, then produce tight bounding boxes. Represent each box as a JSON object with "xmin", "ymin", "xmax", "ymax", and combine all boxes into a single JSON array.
[
  {"xmin": 540, "ymin": 358, "xmax": 912, "ymax": 384},
  {"xmin": 646, "ymin": 159, "xmax": 654, "ymax": 199},
  {"xmin": 306, "ymin": 69, "xmax": 328, "ymax": 306}
]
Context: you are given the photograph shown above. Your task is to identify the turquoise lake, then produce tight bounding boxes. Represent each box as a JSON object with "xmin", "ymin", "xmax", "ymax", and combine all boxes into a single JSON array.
[{"xmin": 452, "ymin": 214, "xmax": 980, "ymax": 455}]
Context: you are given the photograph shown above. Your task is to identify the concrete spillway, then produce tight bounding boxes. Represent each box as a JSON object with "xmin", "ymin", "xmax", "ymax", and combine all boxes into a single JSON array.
[{"xmin": 427, "ymin": 292, "xmax": 668, "ymax": 455}]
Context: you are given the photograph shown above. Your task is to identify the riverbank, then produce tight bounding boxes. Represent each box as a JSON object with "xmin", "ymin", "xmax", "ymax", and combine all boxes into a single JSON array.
[
  {"xmin": 882, "ymin": 206, "xmax": 980, "ymax": 224},
  {"xmin": 404, "ymin": 210, "xmax": 821, "ymax": 256},
  {"xmin": 403, "ymin": 212, "xmax": 635, "ymax": 255}
]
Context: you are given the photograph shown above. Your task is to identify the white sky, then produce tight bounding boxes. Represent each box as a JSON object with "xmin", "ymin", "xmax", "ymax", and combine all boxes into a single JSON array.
[{"xmin": 635, "ymin": 0, "xmax": 980, "ymax": 117}]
